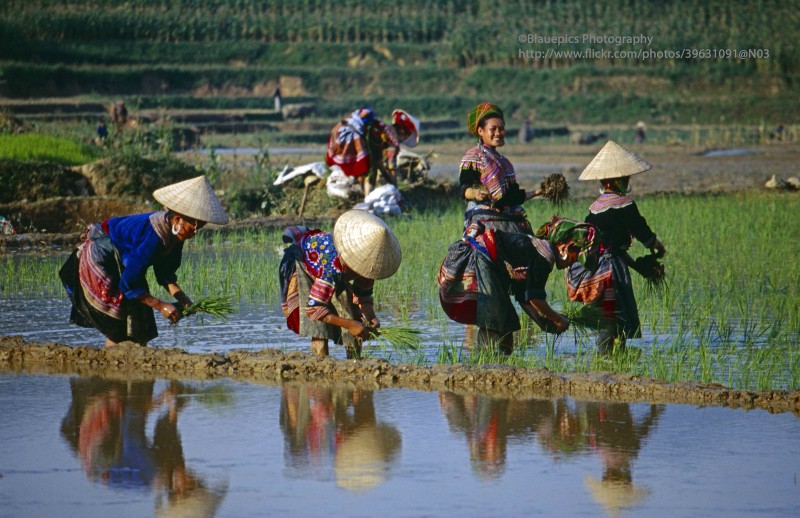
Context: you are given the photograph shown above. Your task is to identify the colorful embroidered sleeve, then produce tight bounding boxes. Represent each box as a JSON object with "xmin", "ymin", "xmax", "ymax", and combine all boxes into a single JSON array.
[{"xmin": 459, "ymin": 146, "xmax": 483, "ymax": 197}]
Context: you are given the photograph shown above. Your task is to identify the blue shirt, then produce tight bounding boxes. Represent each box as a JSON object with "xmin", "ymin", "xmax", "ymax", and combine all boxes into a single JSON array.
[{"xmin": 105, "ymin": 212, "xmax": 183, "ymax": 299}]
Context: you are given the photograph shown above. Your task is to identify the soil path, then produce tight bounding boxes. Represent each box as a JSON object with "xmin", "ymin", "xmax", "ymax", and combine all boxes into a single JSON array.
[{"xmin": 2, "ymin": 337, "xmax": 798, "ymax": 414}]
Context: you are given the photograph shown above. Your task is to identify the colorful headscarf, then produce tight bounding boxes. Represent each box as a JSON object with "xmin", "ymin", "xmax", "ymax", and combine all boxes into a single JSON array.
[
  {"xmin": 601, "ymin": 177, "xmax": 630, "ymax": 195},
  {"xmin": 467, "ymin": 103, "xmax": 504, "ymax": 137},
  {"xmin": 346, "ymin": 107, "xmax": 375, "ymax": 135},
  {"xmin": 534, "ymin": 216, "xmax": 598, "ymax": 266}
]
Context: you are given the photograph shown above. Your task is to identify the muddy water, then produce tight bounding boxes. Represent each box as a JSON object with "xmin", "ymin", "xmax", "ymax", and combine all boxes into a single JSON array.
[
  {"xmin": 1, "ymin": 372, "xmax": 798, "ymax": 517},
  {"xmin": 0, "ymin": 296, "xmax": 663, "ymax": 360}
]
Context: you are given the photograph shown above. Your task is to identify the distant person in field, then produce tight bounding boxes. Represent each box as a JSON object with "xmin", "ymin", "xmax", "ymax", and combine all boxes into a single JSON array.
[
  {"xmin": 112, "ymin": 100, "xmax": 128, "ymax": 131},
  {"xmin": 518, "ymin": 118, "xmax": 532, "ymax": 144},
  {"xmin": 460, "ymin": 103, "xmax": 544, "ymax": 236},
  {"xmin": 634, "ymin": 121, "xmax": 646, "ymax": 144},
  {"xmin": 566, "ymin": 141, "xmax": 667, "ymax": 354},
  {"xmin": 96, "ymin": 120, "xmax": 108, "ymax": 143},
  {"xmin": 273, "ymin": 86, "xmax": 282, "ymax": 112},
  {"xmin": 279, "ymin": 210, "xmax": 402, "ymax": 359},
  {"xmin": 325, "ymin": 107, "xmax": 420, "ymax": 196},
  {"xmin": 59, "ymin": 176, "xmax": 229, "ymax": 347}
]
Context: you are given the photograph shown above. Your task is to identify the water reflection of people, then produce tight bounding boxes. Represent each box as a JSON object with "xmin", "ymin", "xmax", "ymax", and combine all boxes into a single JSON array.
[
  {"xmin": 60, "ymin": 377, "xmax": 227, "ymax": 517},
  {"xmin": 438, "ymin": 391, "xmax": 664, "ymax": 505},
  {"xmin": 582, "ymin": 401, "xmax": 663, "ymax": 518},
  {"xmin": 530, "ymin": 397, "xmax": 663, "ymax": 515},
  {"xmin": 280, "ymin": 383, "xmax": 401, "ymax": 492},
  {"xmin": 438, "ymin": 392, "xmax": 510, "ymax": 479}
]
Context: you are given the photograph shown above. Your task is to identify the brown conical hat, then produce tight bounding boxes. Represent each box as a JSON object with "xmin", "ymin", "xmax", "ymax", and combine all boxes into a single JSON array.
[
  {"xmin": 152, "ymin": 175, "xmax": 229, "ymax": 225},
  {"xmin": 578, "ymin": 140, "xmax": 652, "ymax": 181},
  {"xmin": 333, "ymin": 210, "xmax": 401, "ymax": 280}
]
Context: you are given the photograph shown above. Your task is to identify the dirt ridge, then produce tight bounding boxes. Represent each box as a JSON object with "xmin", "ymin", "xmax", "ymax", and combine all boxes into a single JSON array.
[{"xmin": 2, "ymin": 336, "xmax": 797, "ymax": 415}]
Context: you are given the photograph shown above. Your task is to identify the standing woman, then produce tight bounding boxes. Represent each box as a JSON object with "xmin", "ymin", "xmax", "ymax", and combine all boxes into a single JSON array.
[
  {"xmin": 279, "ymin": 210, "xmax": 402, "ymax": 359},
  {"xmin": 460, "ymin": 103, "xmax": 541, "ymax": 235},
  {"xmin": 567, "ymin": 141, "xmax": 666, "ymax": 353},
  {"xmin": 325, "ymin": 107, "xmax": 420, "ymax": 196},
  {"xmin": 59, "ymin": 176, "xmax": 229, "ymax": 347}
]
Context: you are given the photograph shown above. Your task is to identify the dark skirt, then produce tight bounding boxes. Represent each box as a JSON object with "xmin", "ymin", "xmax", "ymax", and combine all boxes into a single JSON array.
[
  {"xmin": 59, "ymin": 226, "xmax": 157, "ymax": 344},
  {"xmin": 279, "ymin": 244, "xmax": 360, "ymax": 348},
  {"xmin": 567, "ymin": 253, "xmax": 641, "ymax": 339},
  {"xmin": 437, "ymin": 240, "xmax": 520, "ymax": 335}
]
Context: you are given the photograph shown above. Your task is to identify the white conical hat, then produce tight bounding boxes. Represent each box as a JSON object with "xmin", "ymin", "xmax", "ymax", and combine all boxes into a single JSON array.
[
  {"xmin": 152, "ymin": 175, "xmax": 229, "ymax": 225},
  {"xmin": 333, "ymin": 210, "xmax": 401, "ymax": 280},
  {"xmin": 578, "ymin": 140, "xmax": 653, "ymax": 181}
]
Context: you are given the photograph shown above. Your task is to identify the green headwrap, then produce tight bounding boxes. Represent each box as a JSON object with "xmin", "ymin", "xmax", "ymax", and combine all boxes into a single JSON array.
[
  {"xmin": 534, "ymin": 216, "xmax": 598, "ymax": 266},
  {"xmin": 467, "ymin": 102, "xmax": 504, "ymax": 137}
]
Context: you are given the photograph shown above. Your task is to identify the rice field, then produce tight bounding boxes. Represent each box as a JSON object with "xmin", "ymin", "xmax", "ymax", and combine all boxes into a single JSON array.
[
  {"xmin": 1, "ymin": 190, "xmax": 798, "ymax": 391},
  {"xmin": 0, "ymin": 133, "xmax": 100, "ymax": 165}
]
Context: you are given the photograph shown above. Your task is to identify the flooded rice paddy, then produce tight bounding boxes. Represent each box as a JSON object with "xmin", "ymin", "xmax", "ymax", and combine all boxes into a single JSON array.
[{"xmin": 1, "ymin": 372, "xmax": 798, "ymax": 517}]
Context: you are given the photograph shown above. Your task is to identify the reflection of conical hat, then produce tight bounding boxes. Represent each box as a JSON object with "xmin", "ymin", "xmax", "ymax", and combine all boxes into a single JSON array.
[
  {"xmin": 578, "ymin": 140, "xmax": 652, "ymax": 181},
  {"xmin": 333, "ymin": 210, "xmax": 401, "ymax": 280},
  {"xmin": 335, "ymin": 425, "xmax": 401, "ymax": 492},
  {"xmin": 585, "ymin": 476, "xmax": 650, "ymax": 518},
  {"xmin": 153, "ymin": 175, "xmax": 229, "ymax": 225},
  {"xmin": 155, "ymin": 482, "xmax": 228, "ymax": 518}
]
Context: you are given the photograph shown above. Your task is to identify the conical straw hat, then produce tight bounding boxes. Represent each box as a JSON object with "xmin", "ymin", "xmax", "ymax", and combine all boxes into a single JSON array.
[
  {"xmin": 578, "ymin": 140, "xmax": 652, "ymax": 181},
  {"xmin": 152, "ymin": 175, "xmax": 229, "ymax": 225},
  {"xmin": 585, "ymin": 476, "xmax": 650, "ymax": 517},
  {"xmin": 333, "ymin": 210, "xmax": 401, "ymax": 280}
]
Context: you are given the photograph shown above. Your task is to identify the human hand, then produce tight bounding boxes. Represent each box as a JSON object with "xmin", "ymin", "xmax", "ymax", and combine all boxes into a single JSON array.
[
  {"xmin": 651, "ymin": 238, "xmax": 666, "ymax": 258},
  {"xmin": 553, "ymin": 314, "xmax": 570, "ymax": 334},
  {"xmin": 174, "ymin": 292, "xmax": 193, "ymax": 311},
  {"xmin": 466, "ymin": 186, "xmax": 490, "ymax": 202},
  {"xmin": 158, "ymin": 302, "xmax": 181, "ymax": 323},
  {"xmin": 526, "ymin": 188, "xmax": 543, "ymax": 200},
  {"xmin": 346, "ymin": 320, "xmax": 369, "ymax": 339},
  {"xmin": 363, "ymin": 315, "xmax": 380, "ymax": 329}
]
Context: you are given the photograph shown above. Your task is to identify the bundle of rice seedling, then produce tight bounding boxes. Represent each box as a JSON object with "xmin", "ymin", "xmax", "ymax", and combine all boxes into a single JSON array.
[
  {"xmin": 366, "ymin": 326, "xmax": 422, "ymax": 351},
  {"xmin": 179, "ymin": 295, "xmax": 234, "ymax": 321},
  {"xmin": 562, "ymin": 303, "xmax": 606, "ymax": 330},
  {"xmin": 632, "ymin": 253, "xmax": 667, "ymax": 293},
  {"xmin": 539, "ymin": 173, "xmax": 570, "ymax": 205}
]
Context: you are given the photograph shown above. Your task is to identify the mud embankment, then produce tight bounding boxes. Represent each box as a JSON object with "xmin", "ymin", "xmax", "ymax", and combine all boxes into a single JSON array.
[{"xmin": 2, "ymin": 336, "xmax": 798, "ymax": 415}]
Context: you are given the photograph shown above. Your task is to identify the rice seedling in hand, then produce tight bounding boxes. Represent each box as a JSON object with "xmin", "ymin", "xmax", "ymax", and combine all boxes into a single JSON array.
[
  {"xmin": 563, "ymin": 303, "xmax": 606, "ymax": 330},
  {"xmin": 631, "ymin": 253, "xmax": 667, "ymax": 293},
  {"xmin": 179, "ymin": 295, "xmax": 235, "ymax": 321},
  {"xmin": 366, "ymin": 326, "xmax": 422, "ymax": 351},
  {"xmin": 539, "ymin": 173, "xmax": 570, "ymax": 205}
]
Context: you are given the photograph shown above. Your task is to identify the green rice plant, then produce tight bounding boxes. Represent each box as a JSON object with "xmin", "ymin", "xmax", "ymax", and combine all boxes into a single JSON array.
[
  {"xmin": 562, "ymin": 303, "xmax": 605, "ymax": 330},
  {"xmin": 180, "ymin": 295, "xmax": 235, "ymax": 321},
  {"xmin": 0, "ymin": 134, "xmax": 99, "ymax": 165},
  {"xmin": 366, "ymin": 326, "xmax": 422, "ymax": 351}
]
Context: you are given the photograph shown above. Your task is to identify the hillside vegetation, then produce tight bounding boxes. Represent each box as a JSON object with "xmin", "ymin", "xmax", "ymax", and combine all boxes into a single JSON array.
[{"xmin": 1, "ymin": 0, "xmax": 798, "ymax": 123}]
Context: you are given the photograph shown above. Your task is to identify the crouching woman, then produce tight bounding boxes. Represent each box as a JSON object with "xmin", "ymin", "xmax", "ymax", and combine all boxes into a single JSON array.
[
  {"xmin": 59, "ymin": 176, "xmax": 229, "ymax": 347},
  {"xmin": 438, "ymin": 217, "xmax": 597, "ymax": 354},
  {"xmin": 279, "ymin": 210, "xmax": 402, "ymax": 358}
]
